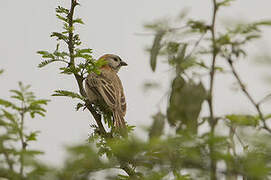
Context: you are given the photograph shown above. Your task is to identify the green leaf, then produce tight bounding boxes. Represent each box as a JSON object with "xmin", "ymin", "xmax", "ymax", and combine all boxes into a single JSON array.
[
  {"xmin": 59, "ymin": 66, "xmax": 80, "ymax": 75},
  {"xmin": 30, "ymin": 111, "xmax": 46, "ymax": 118},
  {"xmin": 0, "ymin": 69, "xmax": 4, "ymax": 75},
  {"xmin": 150, "ymin": 31, "xmax": 166, "ymax": 72},
  {"xmin": 75, "ymin": 48, "xmax": 92, "ymax": 54},
  {"xmin": 166, "ymin": 42, "xmax": 180, "ymax": 54},
  {"xmin": 52, "ymin": 90, "xmax": 84, "ymax": 100},
  {"xmin": 75, "ymin": 103, "xmax": 84, "ymax": 111},
  {"xmin": 254, "ymin": 20, "xmax": 271, "ymax": 27},
  {"xmin": 56, "ymin": 14, "xmax": 68, "ymax": 23},
  {"xmin": 149, "ymin": 112, "xmax": 165, "ymax": 139},
  {"xmin": 30, "ymin": 99, "xmax": 50, "ymax": 106},
  {"xmin": 37, "ymin": 51, "xmax": 54, "ymax": 59},
  {"xmin": 217, "ymin": 34, "xmax": 231, "ymax": 46},
  {"xmin": 167, "ymin": 78, "xmax": 206, "ymax": 133},
  {"xmin": 73, "ymin": 18, "xmax": 84, "ymax": 24},
  {"xmin": 38, "ymin": 60, "xmax": 57, "ymax": 68},
  {"xmin": 95, "ymin": 58, "xmax": 107, "ymax": 68},
  {"xmin": 10, "ymin": 90, "xmax": 24, "ymax": 101},
  {"xmin": 55, "ymin": 6, "xmax": 69, "ymax": 14},
  {"xmin": 53, "ymin": 51, "xmax": 69, "ymax": 59},
  {"xmin": 187, "ymin": 20, "xmax": 209, "ymax": 33},
  {"xmin": 51, "ymin": 32, "xmax": 68, "ymax": 42},
  {"xmin": 226, "ymin": 114, "xmax": 259, "ymax": 126},
  {"xmin": 26, "ymin": 131, "xmax": 40, "ymax": 142},
  {"xmin": 2, "ymin": 110, "xmax": 16, "ymax": 123},
  {"xmin": 0, "ymin": 99, "xmax": 19, "ymax": 110}
]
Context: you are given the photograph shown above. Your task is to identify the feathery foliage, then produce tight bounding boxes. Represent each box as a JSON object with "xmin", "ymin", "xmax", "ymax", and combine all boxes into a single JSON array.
[
  {"xmin": 1, "ymin": 0, "xmax": 271, "ymax": 180},
  {"xmin": 0, "ymin": 82, "xmax": 49, "ymax": 179}
]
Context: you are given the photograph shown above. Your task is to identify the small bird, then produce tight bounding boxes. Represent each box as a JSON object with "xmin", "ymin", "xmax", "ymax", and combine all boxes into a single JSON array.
[{"xmin": 85, "ymin": 54, "xmax": 128, "ymax": 129}]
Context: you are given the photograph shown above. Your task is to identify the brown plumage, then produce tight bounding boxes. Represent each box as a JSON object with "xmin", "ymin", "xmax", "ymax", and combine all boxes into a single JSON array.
[{"xmin": 85, "ymin": 54, "xmax": 127, "ymax": 128}]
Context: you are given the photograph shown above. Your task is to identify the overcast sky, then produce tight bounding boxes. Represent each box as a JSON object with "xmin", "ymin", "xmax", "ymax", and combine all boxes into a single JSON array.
[{"xmin": 1, "ymin": 0, "xmax": 271, "ymax": 166}]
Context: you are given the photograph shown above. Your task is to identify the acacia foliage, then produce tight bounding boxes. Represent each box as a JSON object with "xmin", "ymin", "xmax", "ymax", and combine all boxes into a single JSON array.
[
  {"xmin": 1, "ymin": 0, "xmax": 271, "ymax": 180},
  {"xmin": 36, "ymin": 0, "xmax": 271, "ymax": 179},
  {"xmin": 0, "ymin": 82, "xmax": 50, "ymax": 179}
]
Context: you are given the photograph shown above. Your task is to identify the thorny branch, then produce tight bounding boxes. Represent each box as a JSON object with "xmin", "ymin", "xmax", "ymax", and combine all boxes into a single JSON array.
[
  {"xmin": 66, "ymin": 0, "xmax": 139, "ymax": 177},
  {"xmin": 67, "ymin": 0, "xmax": 106, "ymax": 136}
]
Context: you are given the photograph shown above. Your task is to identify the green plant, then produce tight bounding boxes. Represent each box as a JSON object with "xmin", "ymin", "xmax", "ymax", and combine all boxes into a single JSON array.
[
  {"xmin": 144, "ymin": 0, "xmax": 271, "ymax": 179},
  {"xmin": 1, "ymin": 0, "xmax": 268, "ymax": 179},
  {"xmin": 0, "ymin": 82, "xmax": 49, "ymax": 179}
]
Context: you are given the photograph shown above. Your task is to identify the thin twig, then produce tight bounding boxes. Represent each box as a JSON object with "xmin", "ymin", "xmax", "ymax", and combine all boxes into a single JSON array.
[
  {"xmin": 227, "ymin": 57, "xmax": 271, "ymax": 133},
  {"xmin": 185, "ymin": 32, "xmax": 206, "ymax": 60},
  {"xmin": 229, "ymin": 125, "xmax": 247, "ymax": 151}
]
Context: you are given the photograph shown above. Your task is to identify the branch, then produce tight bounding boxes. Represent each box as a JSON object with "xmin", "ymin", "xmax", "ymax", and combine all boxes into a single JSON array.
[
  {"xmin": 66, "ymin": 0, "xmax": 107, "ymax": 136},
  {"xmin": 208, "ymin": 0, "xmax": 218, "ymax": 127},
  {"xmin": 65, "ymin": 1, "xmax": 141, "ymax": 177},
  {"xmin": 208, "ymin": 0, "xmax": 218, "ymax": 179},
  {"xmin": 67, "ymin": 0, "xmax": 78, "ymax": 66},
  {"xmin": 19, "ymin": 102, "xmax": 27, "ymax": 177},
  {"xmin": 227, "ymin": 57, "xmax": 271, "ymax": 134}
]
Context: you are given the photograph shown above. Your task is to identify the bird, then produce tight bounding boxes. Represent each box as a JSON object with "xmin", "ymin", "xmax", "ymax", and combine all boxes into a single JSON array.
[{"xmin": 85, "ymin": 54, "xmax": 128, "ymax": 129}]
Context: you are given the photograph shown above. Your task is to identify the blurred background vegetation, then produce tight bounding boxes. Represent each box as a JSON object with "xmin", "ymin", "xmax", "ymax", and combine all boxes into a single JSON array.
[{"xmin": 1, "ymin": 0, "xmax": 271, "ymax": 179}]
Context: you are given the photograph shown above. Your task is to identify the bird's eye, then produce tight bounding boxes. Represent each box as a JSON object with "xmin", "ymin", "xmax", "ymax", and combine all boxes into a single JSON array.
[{"xmin": 113, "ymin": 57, "xmax": 118, "ymax": 62}]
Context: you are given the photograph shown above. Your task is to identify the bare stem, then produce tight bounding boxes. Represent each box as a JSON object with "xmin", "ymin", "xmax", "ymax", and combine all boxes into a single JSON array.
[
  {"xmin": 208, "ymin": 0, "xmax": 218, "ymax": 179},
  {"xmin": 208, "ymin": 0, "xmax": 218, "ymax": 127},
  {"xmin": 227, "ymin": 57, "xmax": 271, "ymax": 133}
]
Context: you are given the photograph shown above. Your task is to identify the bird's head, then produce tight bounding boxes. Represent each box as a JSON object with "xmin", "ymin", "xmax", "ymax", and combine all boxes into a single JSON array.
[{"xmin": 99, "ymin": 54, "xmax": 127, "ymax": 72}]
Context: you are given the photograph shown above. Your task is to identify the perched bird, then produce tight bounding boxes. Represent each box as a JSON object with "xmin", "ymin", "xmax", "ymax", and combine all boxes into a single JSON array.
[{"xmin": 85, "ymin": 54, "xmax": 127, "ymax": 129}]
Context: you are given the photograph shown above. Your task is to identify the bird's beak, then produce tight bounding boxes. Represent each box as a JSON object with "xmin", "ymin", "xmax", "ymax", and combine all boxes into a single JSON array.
[{"xmin": 120, "ymin": 61, "xmax": 128, "ymax": 66}]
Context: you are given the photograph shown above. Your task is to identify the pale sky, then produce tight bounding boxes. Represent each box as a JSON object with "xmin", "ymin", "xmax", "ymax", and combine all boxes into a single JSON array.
[{"xmin": 1, "ymin": 0, "xmax": 271, "ymax": 166}]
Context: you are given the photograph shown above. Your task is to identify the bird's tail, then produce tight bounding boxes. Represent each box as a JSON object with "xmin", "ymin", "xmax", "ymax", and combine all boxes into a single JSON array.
[{"xmin": 113, "ymin": 111, "xmax": 126, "ymax": 128}]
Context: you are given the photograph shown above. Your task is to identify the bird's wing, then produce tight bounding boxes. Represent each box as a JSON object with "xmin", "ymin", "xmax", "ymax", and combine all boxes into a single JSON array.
[
  {"xmin": 86, "ymin": 71, "xmax": 127, "ymax": 117},
  {"xmin": 119, "ymin": 83, "xmax": 126, "ymax": 116},
  {"xmin": 86, "ymin": 72, "xmax": 118, "ymax": 109},
  {"xmin": 98, "ymin": 76, "xmax": 118, "ymax": 109}
]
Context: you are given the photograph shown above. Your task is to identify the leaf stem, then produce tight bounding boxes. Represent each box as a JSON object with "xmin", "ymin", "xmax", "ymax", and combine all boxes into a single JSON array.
[{"xmin": 19, "ymin": 101, "xmax": 27, "ymax": 177}]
